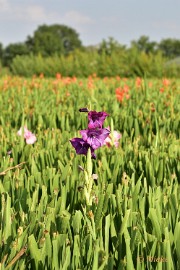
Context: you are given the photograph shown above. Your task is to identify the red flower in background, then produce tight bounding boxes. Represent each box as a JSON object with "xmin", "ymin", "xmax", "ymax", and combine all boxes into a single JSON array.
[
  {"xmin": 160, "ymin": 78, "xmax": 171, "ymax": 93},
  {"xmin": 115, "ymin": 85, "xmax": 130, "ymax": 103},
  {"xmin": 135, "ymin": 77, "xmax": 142, "ymax": 88},
  {"xmin": 162, "ymin": 78, "xmax": 170, "ymax": 87}
]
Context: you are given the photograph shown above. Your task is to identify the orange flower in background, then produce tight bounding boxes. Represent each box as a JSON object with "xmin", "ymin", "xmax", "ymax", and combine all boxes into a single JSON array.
[
  {"xmin": 56, "ymin": 73, "xmax": 61, "ymax": 80},
  {"xmin": 123, "ymin": 85, "xmax": 129, "ymax": 93},
  {"xmin": 160, "ymin": 87, "xmax": 165, "ymax": 93},
  {"xmin": 160, "ymin": 78, "xmax": 171, "ymax": 93},
  {"xmin": 79, "ymin": 81, "xmax": 83, "ymax": 87},
  {"xmin": 87, "ymin": 77, "xmax": 94, "ymax": 89},
  {"xmin": 116, "ymin": 87, "xmax": 124, "ymax": 102},
  {"xmin": 39, "ymin": 73, "xmax": 44, "ymax": 79},
  {"xmin": 103, "ymin": 76, "xmax": 108, "ymax": 82},
  {"xmin": 148, "ymin": 82, "xmax": 153, "ymax": 88},
  {"xmin": 72, "ymin": 76, "xmax": 77, "ymax": 83},
  {"xmin": 63, "ymin": 77, "xmax": 71, "ymax": 85},
  {"xmin": 162, "ymin": 78, "xmax": 170, "ymax": 87},
  {"xmin": 66, "ymin": 91, "xmax": 70, "ymax": 97},
  {"xmin": 135, "ymin": 77, "xmax": 142, "ymax": 88},
  {"xmin": 115, "ymin": 85, "xmax": 130, "ymax": 103}
]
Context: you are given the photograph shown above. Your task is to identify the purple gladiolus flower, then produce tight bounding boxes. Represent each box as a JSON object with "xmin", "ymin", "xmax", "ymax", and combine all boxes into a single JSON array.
[
  {"xmin": 88, "ymin": 111, "xmax": 109, "ymax": 129},
  {"xmin": 70, "ymin": 138, "xmax": 96, "ymax": 158},
  {"xmin": 70, "ymin": 108, "xmax": 110, "ymax": 158},
  {"xmin": 80, "ymin": 128, "xmax": 110, "ymax": 150}
]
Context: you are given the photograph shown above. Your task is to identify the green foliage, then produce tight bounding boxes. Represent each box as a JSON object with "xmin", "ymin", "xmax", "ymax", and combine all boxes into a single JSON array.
[
  {"xmin": 0, "ymin": 62, "xmax": 10, "ymax": 77},
  {"xmin": 10, "ymin": 48, "xmax": 178, "ymax": 78},
  {"xmin": 26, "ymin": 24, "xmax": 82, "ymax": 57},
  {"xmin": 98, "ymin": 37, "xmax": 126, "ymax": 55},
  {"xmin": 125, "ymin": 48, "xmax": 165, "ymax": 77},
  {"xmin": 2, "ymin": 42, "xmax": 30, "ymax": 67},
  {"xmin": 164, "ymin": 57, "xmax": 180, "ymax": 77},
  {"xmin": 1, "ymin": 30, "xmax": 180, "ymax": 76},
  {"xmin": 131, "ymin": 35, "xmax": 157, "ymax": 54},
  {"xmin": 8, "ymin": 35, "xmax": 180, "ymax": 77},
  {"xmin": 0, "ymin": 42, "xmax": 3, "ymax": 60},
  {"xmin": 0, "ymin": 76, "xmax": 179, "ymax": 269},
  {"xmin": 158, "ymin": 38, "xmax": 180, "ymax": 58}
]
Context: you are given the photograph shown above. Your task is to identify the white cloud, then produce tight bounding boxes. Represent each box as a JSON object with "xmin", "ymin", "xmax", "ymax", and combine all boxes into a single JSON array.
[
  {"xmin": 0, "ymin": 3, "xmax": 53, "ymax": 22},
  {"xmin": 152, "ymin": 20, "xmax": 180, "ymax": 32},
  {"xmin": 0, "ymin": 3, "xmax": 94, "ymax": 30},
  {"xmin": 16, "ymin": 5, "xmax": 49, "ymax": 22},
  {"xmin": 62, "ymin": 11, "xmax": 94, "ymax": 25},
  {"xmin": 100, "ymin": 16, "xmax": 119, "ymax": 23},
  {"xmin": 0, "ymin": 0, "xmax": 10, "ymax": 11}
]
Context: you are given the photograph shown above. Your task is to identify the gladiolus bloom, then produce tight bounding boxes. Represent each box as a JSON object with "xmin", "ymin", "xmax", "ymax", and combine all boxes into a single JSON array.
[
  {"xmin": 17, "ymin": 127, "xmax": 37, "ymax": 144},
  {"xmin": 104, "ymin": 130, "xmax": 121, "ymax": 148},
  {"xmin": 115, "ymin": 85, "xmax": 130, "ymax": 103},
  {"xmin": 70, "ymin": 138, "xmax": 96, "ymax": 158},
  {"xmin": 70, "ymin": 109, "xmax": 110, "ymax": 158},
  {"xmin": 80, "ymin": 128, "xmax": 110, "ymax": 150},
  {"xmin": 88, "ymin": 111, "xmax": 109, "ymax": 129}
]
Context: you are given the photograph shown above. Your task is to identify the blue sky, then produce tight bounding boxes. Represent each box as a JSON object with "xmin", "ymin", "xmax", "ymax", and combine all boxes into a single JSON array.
[{"xmin": 0, "ymin": 0, "xmax": 180, "ymax": 47}]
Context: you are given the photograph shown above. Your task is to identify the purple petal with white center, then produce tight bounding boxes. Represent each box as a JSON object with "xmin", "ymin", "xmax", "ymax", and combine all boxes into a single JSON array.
[{"xmin": 80, "ymin": 128, "xmax": 110, "ymax": 150}]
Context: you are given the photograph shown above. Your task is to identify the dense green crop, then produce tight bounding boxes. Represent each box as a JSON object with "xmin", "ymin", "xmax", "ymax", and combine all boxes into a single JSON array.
[{"xmin": 0, "ymin": 75, "xmax": 179, "ymax": 269}]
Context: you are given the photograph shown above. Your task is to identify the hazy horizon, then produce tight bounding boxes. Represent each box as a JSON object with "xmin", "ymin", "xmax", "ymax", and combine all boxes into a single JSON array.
[{"xmin": 0, "ymin": 0, "xmax": 180, "ymax": 47}]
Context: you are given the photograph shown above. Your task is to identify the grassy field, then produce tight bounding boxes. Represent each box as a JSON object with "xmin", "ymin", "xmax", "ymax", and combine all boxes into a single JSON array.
[{"xmin": 0, "ymin": 75, "xmax": 179, "ymax": 269}]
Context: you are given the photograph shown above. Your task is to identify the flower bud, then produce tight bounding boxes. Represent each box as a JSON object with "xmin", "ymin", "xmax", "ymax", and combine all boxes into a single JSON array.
[{"xmin": 79, "ymin": 108, "xmax": 89, "ymax": 112}]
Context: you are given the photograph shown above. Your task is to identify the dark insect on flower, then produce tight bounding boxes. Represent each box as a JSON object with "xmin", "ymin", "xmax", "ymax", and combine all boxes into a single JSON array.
[{"xmin": 79, "ymin": 108, "xmax": 89, "ymax": 112}]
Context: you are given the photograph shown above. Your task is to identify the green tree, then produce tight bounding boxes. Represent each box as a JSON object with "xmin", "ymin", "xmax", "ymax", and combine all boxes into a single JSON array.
[
  {"xmin": 0, "ymin": 42, "xmax": 3, "ymax": 67},
  {"xmin": 2, "ymin": 42, "xmax": 29, "ymax": 66},
  {"xmin": 26, "ymin": 24, "xmax": 82, "ymax": 56},
  {"xmin": 98, "ymin": 37, "xmax": 126, "ymax": 55},
  {"xmin": 158, "ymin": 38, "xmax": 180, "ymax": 58},
  {"xmin": 0, "ymin": 43, "xmax": 3, "ymax": 59},
  {"xmin": 131, "ymin": 36, "xmax": 157, "ymax": 54}
]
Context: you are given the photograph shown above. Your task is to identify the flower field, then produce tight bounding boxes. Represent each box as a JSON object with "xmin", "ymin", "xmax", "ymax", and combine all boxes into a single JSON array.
[{"xmin": 0, "ymin": 75, "xmax": 179, "ymax": 269}]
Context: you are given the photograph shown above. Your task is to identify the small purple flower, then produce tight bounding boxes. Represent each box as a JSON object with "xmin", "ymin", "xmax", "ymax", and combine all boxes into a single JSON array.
[
  {"xmin": 88, "ymin": 111, "xmax": 109, "ymax": 129},
  {"xmin": 80, "ymin": 128, "xmax": 110, "ymax": 150},
  {"xmin": 70, "ymin": 138, "xmax": 96, "ymax": 158}
]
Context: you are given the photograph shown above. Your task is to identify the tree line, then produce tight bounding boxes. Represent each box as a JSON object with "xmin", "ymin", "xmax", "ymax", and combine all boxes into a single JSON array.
[{"xmin": 0, "ymin": 24, "xmax": 180, "ymax": 77}]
